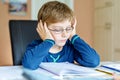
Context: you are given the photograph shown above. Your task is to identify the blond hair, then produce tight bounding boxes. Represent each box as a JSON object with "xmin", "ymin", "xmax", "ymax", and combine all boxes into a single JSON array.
[{"xmin": 37, "ymin": 1, "xmax": 74, "ymax": 25}]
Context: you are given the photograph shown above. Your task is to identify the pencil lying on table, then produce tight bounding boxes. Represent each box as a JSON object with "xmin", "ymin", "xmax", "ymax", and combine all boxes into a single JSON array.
[{"xmin": 95, "ymin": 69, "xmax": 113, "ymax": 75}]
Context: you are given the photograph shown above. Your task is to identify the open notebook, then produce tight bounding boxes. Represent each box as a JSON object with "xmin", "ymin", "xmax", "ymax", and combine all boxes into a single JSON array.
[
  {"xmin": 23, "ymin": 62, "xmax": 113, "ymax": 80},
  {"xmin": 39, "ymin": 62, "xmax": 105, "ymax": 77}
]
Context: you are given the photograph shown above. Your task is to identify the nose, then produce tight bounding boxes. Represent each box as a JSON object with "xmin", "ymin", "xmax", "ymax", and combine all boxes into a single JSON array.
[{"xmin": 61, "ymin": 30, "xmax": 67, "ymax": 37}]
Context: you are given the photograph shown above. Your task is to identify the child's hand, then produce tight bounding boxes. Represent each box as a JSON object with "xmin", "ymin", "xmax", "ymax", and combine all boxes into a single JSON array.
[
  {"xmin": 113, "ymin": 73, "xmax": 120, "ymax": 80},
  {"xmin": 69, "ymin": 17, "xmax": 77, "ymax": 40},
  {"xmin": 36, "ymin": 20, "xmax": 54, "ymax": 41}
]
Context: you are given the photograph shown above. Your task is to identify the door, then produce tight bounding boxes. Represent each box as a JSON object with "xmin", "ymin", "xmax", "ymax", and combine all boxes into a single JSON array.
[{"xmin": 93, "ymin": 0, "xmax": 113, "ymax": 61}]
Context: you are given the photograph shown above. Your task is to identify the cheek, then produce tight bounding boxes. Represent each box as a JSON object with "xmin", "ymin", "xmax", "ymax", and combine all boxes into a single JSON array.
[
  {"xmin": 50, "ymin": 32, "xmax": 58, "ymax": 40},
  {"xmin": 52, "ymin": 34, "xmax": 61, "ymax": 40}
]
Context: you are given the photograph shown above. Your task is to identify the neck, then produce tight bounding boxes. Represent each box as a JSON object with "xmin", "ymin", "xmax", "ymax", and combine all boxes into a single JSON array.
[{"xmin": 49, "ymin": 45, "xmax": 63, "ymax": 54}]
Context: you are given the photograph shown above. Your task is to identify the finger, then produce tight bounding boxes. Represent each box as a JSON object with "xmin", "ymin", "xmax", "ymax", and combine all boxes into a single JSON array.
[
  {"xmin": 44, "ymin": 22, "xmax": 51, "ymax": 36},
  {"xmin": 38, "ymin": 20, "xmax": 44, "ymax": 32},
  {"xmin": 36, "ymin": 25, "xmax": 43, "ymax": 36},
  {"xmin": 44, "ymin": 22, "xmax": 49, "ymax": 33},
  {"xmin": 73, "ymin": 17, "xmax": 77, "ymax": 28},
  {"xmin": 36, "ymin": 21, "xmax": 45, "ymax": 40},
  {"xmin": 38, "ymin": 20, "xmax": 46, "ymax": 35},
  {"xmin": 37, "ymin": 23, "xmax": 42, "ymax": 35},
  {"xmin": 44, "ymin": 22, "xmax": 54, "ymax": 40}
]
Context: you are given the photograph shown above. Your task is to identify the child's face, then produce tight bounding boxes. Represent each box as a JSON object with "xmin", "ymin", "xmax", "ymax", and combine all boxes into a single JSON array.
[{"xmin": 48, "ymin": 20, "xmax": 73, "ymax": 47}]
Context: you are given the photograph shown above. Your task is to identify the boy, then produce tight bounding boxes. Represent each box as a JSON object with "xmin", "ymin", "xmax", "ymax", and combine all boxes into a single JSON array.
[{"xmin": 22, "ymin": 1, "xmax": 100, "ymax": 70}]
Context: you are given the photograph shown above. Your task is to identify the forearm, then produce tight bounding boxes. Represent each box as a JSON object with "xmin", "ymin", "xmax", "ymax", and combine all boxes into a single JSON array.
[
  {"xmin": 72, "ymin": 35, "xmax": 100, "ymax": 67},
  {"xmin": 22, "ymin": 39, "xmax": 55, "ymax": 70}
]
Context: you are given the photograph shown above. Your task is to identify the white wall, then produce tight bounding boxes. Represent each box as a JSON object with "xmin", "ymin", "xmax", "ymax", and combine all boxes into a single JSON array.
[{"xmin": 31, "ymin": 0, "xmax": 73, "ymax": 20}]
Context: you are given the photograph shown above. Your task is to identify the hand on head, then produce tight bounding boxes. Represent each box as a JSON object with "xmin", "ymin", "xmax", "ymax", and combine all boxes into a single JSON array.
[
  {"xmin": 36, "ymin": 20, "xmax": 54, "ymax": 41},
  {"xmin": 69, "ymin": 17, "xmax": 77, "ymax": 40}
]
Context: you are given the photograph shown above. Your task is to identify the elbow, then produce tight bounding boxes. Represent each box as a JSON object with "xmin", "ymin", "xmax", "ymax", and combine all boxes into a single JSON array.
[
  {"xmin": 82, "ymin": 60, "xmax": 100, "ymax": 68},
  {"xmin": 89, "ymin": 57, "xmax": 100, "ymax": 67},
  {"xmin": 90, "ymin": 53, "xmax": 100, "ymax": 67},
  {"xmin": 22, "ymin": 59, "xmax": 39, "ymax": 70},
  {"xmin": 90, "ymin": 60, "xmax": 100, "ymax": 67},
  {"xmin": 22, "ymin": 62, "xmax": 39, "ymax": 70},
  {"xmin": 84, "ymin": 57, "xmax": 100, "ymax": 68}
]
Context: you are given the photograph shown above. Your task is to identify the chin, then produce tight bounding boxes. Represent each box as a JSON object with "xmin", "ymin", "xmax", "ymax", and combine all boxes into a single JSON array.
[{"xmin": 57, "ymin": 43, "xmax": 66, "ymax": 47}]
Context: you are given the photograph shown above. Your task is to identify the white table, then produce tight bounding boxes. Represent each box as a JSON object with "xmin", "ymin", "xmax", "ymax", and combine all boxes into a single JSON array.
[
  {"xmin": 0, "ymin": 66, "xmax": 26, "ymax": 80},
  {"xmin": 0, "ymin": 66, "xmax": 56, "ymax": 80},
  {"xmin": 0, "ymin": 62, "xmax": 117, "ymax": 80}
]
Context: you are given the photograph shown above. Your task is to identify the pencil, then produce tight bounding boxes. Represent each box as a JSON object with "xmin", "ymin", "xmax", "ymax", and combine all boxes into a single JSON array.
[{"xmin": 95, "ymin": 69, "xmax": 113, "ymax": 75}]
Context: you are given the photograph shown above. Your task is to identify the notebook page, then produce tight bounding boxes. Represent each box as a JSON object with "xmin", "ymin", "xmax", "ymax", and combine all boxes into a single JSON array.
[{"xmin": 39, "ymin": 62, "xmax": 105, "ymax": 77}]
